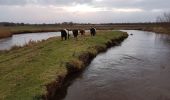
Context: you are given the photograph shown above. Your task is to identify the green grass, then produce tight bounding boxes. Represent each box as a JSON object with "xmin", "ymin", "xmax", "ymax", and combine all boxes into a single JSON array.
[{"xmin": 0, "ymin": 30, "xmax": 127, "ymax": 100}]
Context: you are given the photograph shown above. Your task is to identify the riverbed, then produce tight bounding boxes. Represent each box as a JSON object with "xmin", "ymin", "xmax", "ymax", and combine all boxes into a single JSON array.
[{"xmin": 61, "ymin": 30, "xmax": 170, "ymax": 100}]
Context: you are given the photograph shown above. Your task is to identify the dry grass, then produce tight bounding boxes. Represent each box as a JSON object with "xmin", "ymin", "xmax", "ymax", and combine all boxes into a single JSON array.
[{"xmin": 0, "ymin": 27, "xmax": 12, "ymax": 38}]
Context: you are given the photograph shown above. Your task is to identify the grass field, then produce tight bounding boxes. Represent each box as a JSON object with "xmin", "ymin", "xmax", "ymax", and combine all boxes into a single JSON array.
[{"xmin": 0, "ymin": 30, "xmax": 128, "ymax": 100}]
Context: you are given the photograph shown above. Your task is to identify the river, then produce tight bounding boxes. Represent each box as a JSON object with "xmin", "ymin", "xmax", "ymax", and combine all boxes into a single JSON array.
[
  {"xmin": 0, "ymin": 30, "xmax": 91, "ymax": 50},
  {"xmin": 61, "ymin": 30, "xmax": 170, "ymax": 100},
  {"xmin": 0, "ymin": 32, "xmax": 61, "ymax": 50}
]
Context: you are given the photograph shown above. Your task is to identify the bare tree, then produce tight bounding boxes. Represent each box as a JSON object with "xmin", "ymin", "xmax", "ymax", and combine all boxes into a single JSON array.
[{"xmin": 156, "ymin": 12, "xmax": 170, "ymax": 22}]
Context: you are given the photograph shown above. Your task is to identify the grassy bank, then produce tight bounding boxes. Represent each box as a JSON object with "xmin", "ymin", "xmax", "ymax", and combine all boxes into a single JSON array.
[{"xmin": 0, "ymin": 30, "xmax": 128, "ymax": 100}]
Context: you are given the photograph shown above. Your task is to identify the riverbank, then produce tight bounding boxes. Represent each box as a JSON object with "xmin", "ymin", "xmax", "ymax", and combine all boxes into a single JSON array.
[
  {"xmin": 0, "ymin": 27, "xmax": 12, "ymax": 39},
  {"xmin": 60, "ymin": 30, "xmax": 170, "ymax": 100},
  {"xmin": 0, "ymin": 30, "xmax": 128, "ymax": 100},
  {"xmin": 0, "ymin": 26, "xmax": 61, "ymax": 39},
  {"xmin": 142, "ymin": 26, "xmax": 170, "ymax": 34}
]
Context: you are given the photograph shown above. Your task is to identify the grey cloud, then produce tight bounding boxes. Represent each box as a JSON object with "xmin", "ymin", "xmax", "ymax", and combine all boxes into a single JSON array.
[
  {"xmin": 0, "ymin": 0, "xmax": 93, "ymax": 6},
  {"xmin": 0, "ymin": 0, "xmax": 170, "ymax": 11},
  {"xmin": 0, "ymin": 0, "xmax": 27, "ymax": 5},
  {"xmin": 0, "ymin": 0, "xmax": 169, "ymax": 23},
  {"xmin": 138, "ymin": 0, "xmax": 170, "ymax": 10},
  {"xmin": 91, "ymin": 0, "xmax": 170, "ymax": 10},
  {"xmin": 0, "ymin": 5, "xmax": 160, "ymax": 23}
]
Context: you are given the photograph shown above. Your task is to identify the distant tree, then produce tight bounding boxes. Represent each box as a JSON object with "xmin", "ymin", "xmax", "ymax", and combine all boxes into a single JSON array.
[
  {"xmin": 20, "ymin": 23, "xmax": 25, "ymax": 26},
  {"xmin": 156, "ymin": 12, "xmax": 170, "ymax": 23}
]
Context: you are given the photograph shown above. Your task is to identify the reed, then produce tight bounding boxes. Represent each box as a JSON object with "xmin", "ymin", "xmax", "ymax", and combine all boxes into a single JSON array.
[{"xmin": 0, "ymin": 27, "xmax": 12, "ymax": 38}]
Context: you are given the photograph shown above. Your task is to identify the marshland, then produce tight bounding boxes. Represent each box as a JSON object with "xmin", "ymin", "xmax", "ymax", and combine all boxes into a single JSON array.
[
  {"xmin": 0, "ymin": 23, "xmax": 170, "ymax": 100},
  {"xmin": 1, "ymin": 0, "xmax": 170, "ymax": 100}
]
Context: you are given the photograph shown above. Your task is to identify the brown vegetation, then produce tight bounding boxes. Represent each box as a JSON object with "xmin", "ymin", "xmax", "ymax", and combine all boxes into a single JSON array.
[{"xmin": 0, "ymin": 27, "xmax": 12, "ymax": 38}]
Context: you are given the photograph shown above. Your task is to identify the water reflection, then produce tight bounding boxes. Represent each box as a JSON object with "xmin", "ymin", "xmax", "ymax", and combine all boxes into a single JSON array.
[{"xmin": 0, "ymin": 32, "xmax": 60, "ymax": 50}]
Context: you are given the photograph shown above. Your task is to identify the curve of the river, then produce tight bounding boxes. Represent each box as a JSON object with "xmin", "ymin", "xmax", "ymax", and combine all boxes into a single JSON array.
[{"xmin": 62, "ymin": 30, "xmax": 170, "ymax": 100}]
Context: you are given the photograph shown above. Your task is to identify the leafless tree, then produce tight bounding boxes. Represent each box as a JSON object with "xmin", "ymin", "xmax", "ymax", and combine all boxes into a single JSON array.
[{"xmin": 156, "ymin": 12, "xmax": 170, "ymax": 22}]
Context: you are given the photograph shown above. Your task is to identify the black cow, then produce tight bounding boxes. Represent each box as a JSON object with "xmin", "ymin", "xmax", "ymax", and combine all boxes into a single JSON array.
[
  {"xmin": 60, "ymin": 29, "xmax": 68, "ymax": 40},
  {"xmin": 80, "ymin": 29, "xmax": 85, "ymax": 36},
  {"xmin": 90, "ymin": 28, "xmax": 96, "ymax": 36},
  {"xmin": 72, "ymin": 29, "xmax": 79, "ymax": 39}
]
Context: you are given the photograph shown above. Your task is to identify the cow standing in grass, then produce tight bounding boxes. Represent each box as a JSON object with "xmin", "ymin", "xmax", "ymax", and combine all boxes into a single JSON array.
[
  {"xmin": 72, "ymin": 29, "xmax": 79, "ymax": 40},
  {"xmin": 90, "ymin": 28, "xmax": 96, "ymax": 36},
  {"xmin": 80, "ymin": 29, "xmax": 85, "ymax": 36},
  {"xmin": 60, "ymin": 29, "xmax": 68, "ymax": 40}
]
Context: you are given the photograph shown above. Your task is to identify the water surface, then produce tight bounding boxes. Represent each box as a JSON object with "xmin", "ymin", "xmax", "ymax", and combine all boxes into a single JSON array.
[
  {"xmin": 63, "ymin": 30, "xmax": 170, "ymax": 100},
  {"xmin": 0, "ymin": 32, "xmax": 60, "ymax": 50}
]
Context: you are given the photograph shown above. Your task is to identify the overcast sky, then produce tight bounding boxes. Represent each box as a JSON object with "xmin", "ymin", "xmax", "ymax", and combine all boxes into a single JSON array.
[{"xmin": 0, "ymin": 0, "xmax": 170, "ymax": 23}]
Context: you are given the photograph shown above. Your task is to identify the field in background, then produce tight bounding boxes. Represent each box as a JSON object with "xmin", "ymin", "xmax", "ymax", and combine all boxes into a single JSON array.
[{"xmin": 0, "ymin": 23, "xmax": 170, "ymax": 38}]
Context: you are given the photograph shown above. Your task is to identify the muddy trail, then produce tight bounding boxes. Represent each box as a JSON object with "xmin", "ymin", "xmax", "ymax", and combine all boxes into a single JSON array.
[{"xmin": 55, "ymin": 30, "xmax": 170, "ymax": 100}]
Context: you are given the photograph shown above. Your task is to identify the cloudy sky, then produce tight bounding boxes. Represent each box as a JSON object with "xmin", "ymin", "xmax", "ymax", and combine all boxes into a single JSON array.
[{"xmin": 0, "ymin": 0, "xmax": 170, "ymax": 23}]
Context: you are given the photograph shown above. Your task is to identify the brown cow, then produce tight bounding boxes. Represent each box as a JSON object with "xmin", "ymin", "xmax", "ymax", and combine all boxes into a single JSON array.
[
  {"xmin": 72, "ymin": 29, "xmax": 79, "ymax": 40},
  {"xmin": 80, "ymin": 29, "xmax": 85, "ymax": 36}
]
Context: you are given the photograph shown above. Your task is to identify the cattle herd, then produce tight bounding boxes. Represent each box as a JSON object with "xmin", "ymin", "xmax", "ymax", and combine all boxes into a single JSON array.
[{"xmin": 60, "ymin": 28, "xmax": 96, "ymax": 40}]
